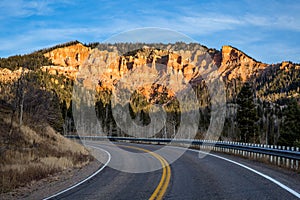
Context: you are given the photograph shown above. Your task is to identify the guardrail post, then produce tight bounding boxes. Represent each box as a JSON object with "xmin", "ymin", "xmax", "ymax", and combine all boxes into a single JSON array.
[
  {"xmin": 274, "ymin": 145, "xmax": 279, "ymax": 165},
  {"xmin": 267, "ymin": 145, "xmax": 270, "ymax": 162},
  {"xmin": 247, "ymin": 149, "xmax": 249, "ymax": 158},
  {"xmin": 260, "ymin": 144, "xmax": 263, "ymax": 160},
  {"xmin": 270, "ymin": 145, "xmax": 273, "ymax": 163},
  {"xmin": 296, "ymin": 147, "xmax": 299, "ymax": 170},
  {"xmin": 282, "ymin": 146, "xmax": 286, "ymax": 167},
  {"xmin": 233, "ymin": 142, "xmax": 235, "ymax": 155},
  {"xmin": 277, "ymin": 146, "xmax": 281, "ymax": 166},
  {"xmin": 286, "ymin": 147, "xmax": 290, "ymax": 168},
  {"xmin": 220, "ymin": 141, "xmax": 223, "ymax": 153},
  {"xmin": 213, "ymin": 141, "xmax": 216, "ymax": 151},
  {"xmin": 238, "ymin": 142, "xmax": 244, "ymax": 155},
  {"xmin": 226, "ymin": 142, "xmax": 228, "ymax": 153},
  {"xmin": 255, "ymin": 144, "xmax": 257, "ymax": 159},
  {"xmin": 291, "ymin": 147, "xmax": 294, "ymax": 169}
]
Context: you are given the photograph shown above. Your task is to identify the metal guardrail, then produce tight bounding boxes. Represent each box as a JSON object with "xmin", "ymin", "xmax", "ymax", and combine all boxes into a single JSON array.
[{"xmin": 66, "ymin": 135, "xmax": 300, "ymax": 161}]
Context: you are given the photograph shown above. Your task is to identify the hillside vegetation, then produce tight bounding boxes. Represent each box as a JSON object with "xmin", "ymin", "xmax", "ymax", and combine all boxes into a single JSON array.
[{"xmin": 0, "ymin": 102, "xmax": 92, "ymax": 193}]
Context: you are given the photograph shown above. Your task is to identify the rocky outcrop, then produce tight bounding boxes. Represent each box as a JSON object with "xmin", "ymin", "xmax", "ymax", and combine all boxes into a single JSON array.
[
  {"xmin": 74, "ymin": 46, "xmax": 224, "ymax": 102},
  {"xmin": 219, "ymin": 46, "xmax": 268, "ymax": 81},
  {"xmin": 280, "ymin": 61, "xmax": 300, "ymax": 71},
  {"xmin": 41, "ymin": 43, "xmax": 91, "ymax": 80},
  {"xmin": 44, "ymin": 43, "xmax": 90, "ymax": 67},
  {"xmin": 0, "ymin": 67, "xmax": 29, "ymax": 83},
  {"xmin": 77, "ymin": 45, "xmax": 270, "ymax": 93},
  {"xmin": 41, "ymin": 65, "xmax": 79, "ymax": 80}
]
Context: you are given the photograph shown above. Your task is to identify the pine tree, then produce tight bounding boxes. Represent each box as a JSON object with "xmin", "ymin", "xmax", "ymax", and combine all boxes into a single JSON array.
[
  {"xmin": 278, "ymin": 98, "xmax": 300, "ymax": 147},
  {"xmin": 236, "ymin": 82, "xmax": 259, "ymax": 143}
]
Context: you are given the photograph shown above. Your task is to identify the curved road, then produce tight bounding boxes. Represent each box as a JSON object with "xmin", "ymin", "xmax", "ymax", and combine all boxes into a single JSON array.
[{"xmin": 50, "ymin": 142, "xmax": 300, "ymax": 200}]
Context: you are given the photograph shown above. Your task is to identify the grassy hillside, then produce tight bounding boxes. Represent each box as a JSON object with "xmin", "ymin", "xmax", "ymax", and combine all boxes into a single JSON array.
[{"xmin": 0, "ymin": 103, "xmax": 92, "ymax": 193}]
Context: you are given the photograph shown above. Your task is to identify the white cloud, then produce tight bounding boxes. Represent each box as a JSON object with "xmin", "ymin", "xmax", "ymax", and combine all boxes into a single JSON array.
[
  {"xmin": 0, "ymin": 0, "xmax": 71, "ymax": 18},
  {"xmin": 104, "ymin": 27, "xmax": 195, "ymax": 43},
  {"xmin": 177, "ymin": 15, "xmax": 243, "ymax": 34},
  {"xmin": 244, "ymin": 14, "xmax": 300, "ymax": 31},
  {"xmin": 244, "ymin": 15, "xmax": 270, "ymax": 26},
  {"xmin": 102, "ymin": 13, "xmax": 245, "ymax": 36}
]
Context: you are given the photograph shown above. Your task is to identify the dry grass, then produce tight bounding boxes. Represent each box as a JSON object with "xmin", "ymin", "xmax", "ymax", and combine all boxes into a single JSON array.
[{"xmin": 0, "ymin": 107, "xmax": 92, "ymax": 193}]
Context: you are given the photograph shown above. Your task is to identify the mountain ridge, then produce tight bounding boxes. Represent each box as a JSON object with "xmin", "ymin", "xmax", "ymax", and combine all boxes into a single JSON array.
[
  {"xmin": 0, "ymin": 41, "xmax": 299, "ymax": 105},
  {"xmin": 0, "ymin": 41, "xmax": 299, "ymax": 150}
]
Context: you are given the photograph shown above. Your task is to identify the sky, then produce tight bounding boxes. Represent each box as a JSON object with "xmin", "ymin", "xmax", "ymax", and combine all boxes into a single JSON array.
[{"xmin": 0, "ymin": 0, "xmax": 299, "ymax": 64}]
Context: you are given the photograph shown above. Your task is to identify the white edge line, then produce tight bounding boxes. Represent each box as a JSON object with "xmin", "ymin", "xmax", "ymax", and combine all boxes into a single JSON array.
[
  {"xmin": 43, "ymin": 146, "xmax": 111, "ymax": 200},
  {"xmin": 168, "ymin": 146, "xmax": 300, "ymax": 199}
]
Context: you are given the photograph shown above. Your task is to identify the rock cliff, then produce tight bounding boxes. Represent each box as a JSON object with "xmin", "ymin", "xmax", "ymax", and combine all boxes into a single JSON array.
[
  {"xmin": 218, "ymin": 45, "xmax": 268, "ymax": 81},
  {"xmin": 0, "ymin": 67, "xmax": 29, "ymax": 83},
  {"xmin": 44, "ymin": 43, "xmax": 90, "ymax": 67},
  {"xmin": 41, "ymin": 43, "xmax": 91, "ymax": 80},
  {"xmin": 39, "ymin": 43, "xmax": 272, "ymax": 86}
]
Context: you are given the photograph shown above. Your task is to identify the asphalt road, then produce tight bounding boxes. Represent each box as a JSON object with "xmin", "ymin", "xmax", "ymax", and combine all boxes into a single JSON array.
[{"xmin": 51, "ymin": 142, "xmax": 300, "ymax": 200}]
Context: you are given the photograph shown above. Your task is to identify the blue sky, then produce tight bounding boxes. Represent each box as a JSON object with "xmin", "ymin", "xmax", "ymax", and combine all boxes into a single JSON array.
[{"xmin": 0, "ymin": 0, "xmax": 299, "ymax": 64}]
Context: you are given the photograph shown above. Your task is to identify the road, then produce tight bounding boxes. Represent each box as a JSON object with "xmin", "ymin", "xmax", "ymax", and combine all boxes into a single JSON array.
[{"xmin": 50, "ymin": 141, "xmax": 300, "ymax": 200}]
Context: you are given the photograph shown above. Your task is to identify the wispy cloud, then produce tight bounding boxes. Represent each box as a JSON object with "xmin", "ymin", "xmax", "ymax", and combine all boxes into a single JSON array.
[
  {"xmin": 177, "ymin": 15, "xmax": 243, "ymax": 34},
  {"xmin": 0, "ymin": 0, "xmax": 72, "ymax": 18},
  {"xmin": 244, "ymin": 14, "xmax": 300, "ymax": 31},
  {"xmin": 0, "ymin": 0, "xmax": 48, "ymax": 18}
]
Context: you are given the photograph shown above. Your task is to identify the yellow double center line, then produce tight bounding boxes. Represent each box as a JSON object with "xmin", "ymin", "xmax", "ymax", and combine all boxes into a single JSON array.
[{"xmin": 118, "ymin": 145, "xmax": 171, "ymax": 200}]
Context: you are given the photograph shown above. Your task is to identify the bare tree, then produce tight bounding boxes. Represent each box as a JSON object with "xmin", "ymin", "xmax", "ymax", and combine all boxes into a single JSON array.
[{"xmin": 8, "ymin": 67, "xmax": 25, "ymax": 137}]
